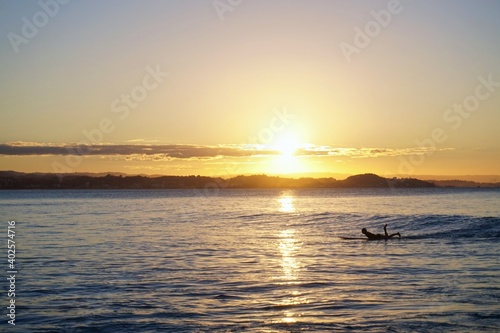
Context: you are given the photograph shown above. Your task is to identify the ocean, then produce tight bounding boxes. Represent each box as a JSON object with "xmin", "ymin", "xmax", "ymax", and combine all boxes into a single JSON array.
[{"xmin": 0, "ymin": 188, "xmax": 499, "ymax": 332}]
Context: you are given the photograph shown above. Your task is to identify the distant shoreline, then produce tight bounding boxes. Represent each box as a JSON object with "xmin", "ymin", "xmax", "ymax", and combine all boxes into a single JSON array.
[{"xmin": 1, "ymin": 171, "xmax": 498, "ymax": 190}]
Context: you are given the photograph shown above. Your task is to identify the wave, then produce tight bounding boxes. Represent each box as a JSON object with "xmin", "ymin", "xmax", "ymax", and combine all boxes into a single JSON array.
[
  {"xmin": 399, "ymin": 215, "xmax": 500, "ymax": 240},
  {"xmin": 234, "ymin": 212, "xmax": 282, "ymax": 221},
  {"xmin": 298, "ymin": 212, "xmax": 500, "ymax": 241}
]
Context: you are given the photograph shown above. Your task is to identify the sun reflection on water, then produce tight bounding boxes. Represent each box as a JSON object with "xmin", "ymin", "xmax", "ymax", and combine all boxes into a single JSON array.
[
  {"xmin": 278, "ymin": 193, "xmax": 295, "ymax": 213},
  {"xmin": 282, "ymin": 310, "xmax": 296, "ymax": 323},
  {"xmin": 278, "ymin": 229, "xmax": 300, "ymax": 280},
  {"xmin": 275, "ymin": 227, "xmax": 309, "ymax": 324}
]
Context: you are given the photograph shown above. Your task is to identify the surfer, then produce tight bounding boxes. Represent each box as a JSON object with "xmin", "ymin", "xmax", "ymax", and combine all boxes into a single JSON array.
[{"xmin": 362, "ymin": 224, "xmax": 401, "ymax": 240}]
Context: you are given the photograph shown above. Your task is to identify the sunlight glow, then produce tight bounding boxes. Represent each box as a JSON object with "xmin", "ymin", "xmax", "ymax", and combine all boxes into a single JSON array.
[{"xmin": 268, "ymin": 154, "xmax": 306, "ymax": 175}]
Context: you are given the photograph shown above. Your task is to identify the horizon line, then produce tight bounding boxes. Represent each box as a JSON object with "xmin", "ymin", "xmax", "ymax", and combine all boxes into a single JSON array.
[{"xmin": 1, "ymin": 170, "xmax": 499, "ymax": 184}]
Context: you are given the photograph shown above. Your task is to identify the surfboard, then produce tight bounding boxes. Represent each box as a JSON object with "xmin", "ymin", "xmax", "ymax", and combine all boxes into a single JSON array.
[
  {"xmin": 338, "ymin": 236, "xmax": 401, "ymax": 241},
  {"xmin": 338, "ymin": 236, "xmax": 368, "ymax": 240}
]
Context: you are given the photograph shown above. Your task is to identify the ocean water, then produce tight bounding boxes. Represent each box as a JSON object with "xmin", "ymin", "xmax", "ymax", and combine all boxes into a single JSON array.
[{"xmin": 0, "ymin": 188, "xmax": 499, "ymax": 332}]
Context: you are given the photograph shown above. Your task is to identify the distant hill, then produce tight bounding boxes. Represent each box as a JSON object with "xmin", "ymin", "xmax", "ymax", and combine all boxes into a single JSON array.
[
  {"xmin": 415, "ymin": 174, "xmax": 500, "ymax": 183},
  {"xmin": 341, "ymin": 173, "xmax": 435, "ymax": 188},
  {"xmin": 0, "ymin": 171, "xmax": 444, "ymax": 189},
  {"xmin": 429, "ymin": 179, "xmax": 500, "ymax": 188}
]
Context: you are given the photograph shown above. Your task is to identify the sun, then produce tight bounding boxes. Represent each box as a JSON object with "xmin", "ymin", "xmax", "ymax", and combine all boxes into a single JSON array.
[
  {"xmin": 273, "ymin": 135, "xmax": 301, "ymax": 157},
  {"xmin": 266, "ymin": 133, "xmax": 308, "ymax": 175}
]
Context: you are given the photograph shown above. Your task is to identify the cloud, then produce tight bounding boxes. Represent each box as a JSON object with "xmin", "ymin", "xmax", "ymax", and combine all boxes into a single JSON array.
[
  {"xmin": 295, "ymin": 146, "xmax": 453, "ymax": 158},
  {"xmin": 0, "ymin": 142, "xmax": 276, "ymax": 159},
  {"xmin": 0, "ymin": 142, "xmax": 454, "ymax": 159}
]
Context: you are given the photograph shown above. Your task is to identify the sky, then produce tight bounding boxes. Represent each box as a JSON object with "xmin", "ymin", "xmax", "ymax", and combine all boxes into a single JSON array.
[{"xmin": 1, "ymin": 0, "xmax": 499, "ymax": 179}]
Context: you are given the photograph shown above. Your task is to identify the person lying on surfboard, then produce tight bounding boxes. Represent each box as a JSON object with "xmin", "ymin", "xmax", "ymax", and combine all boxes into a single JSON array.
[{"xmin": 362, "ymin": 224, "xmax": 401, "ymax": 240}]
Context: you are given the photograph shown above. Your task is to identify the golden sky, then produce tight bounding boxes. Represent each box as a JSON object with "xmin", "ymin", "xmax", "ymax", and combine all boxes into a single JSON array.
[{"xmin": 1, "ymin": 1, "xmax": 499, "ymax": 178}]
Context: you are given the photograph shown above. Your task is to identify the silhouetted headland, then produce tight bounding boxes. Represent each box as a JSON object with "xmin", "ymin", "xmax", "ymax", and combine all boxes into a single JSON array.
[{"xmin": 4, "ymin": 171, "xmax": 493, "ymax": 189}]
